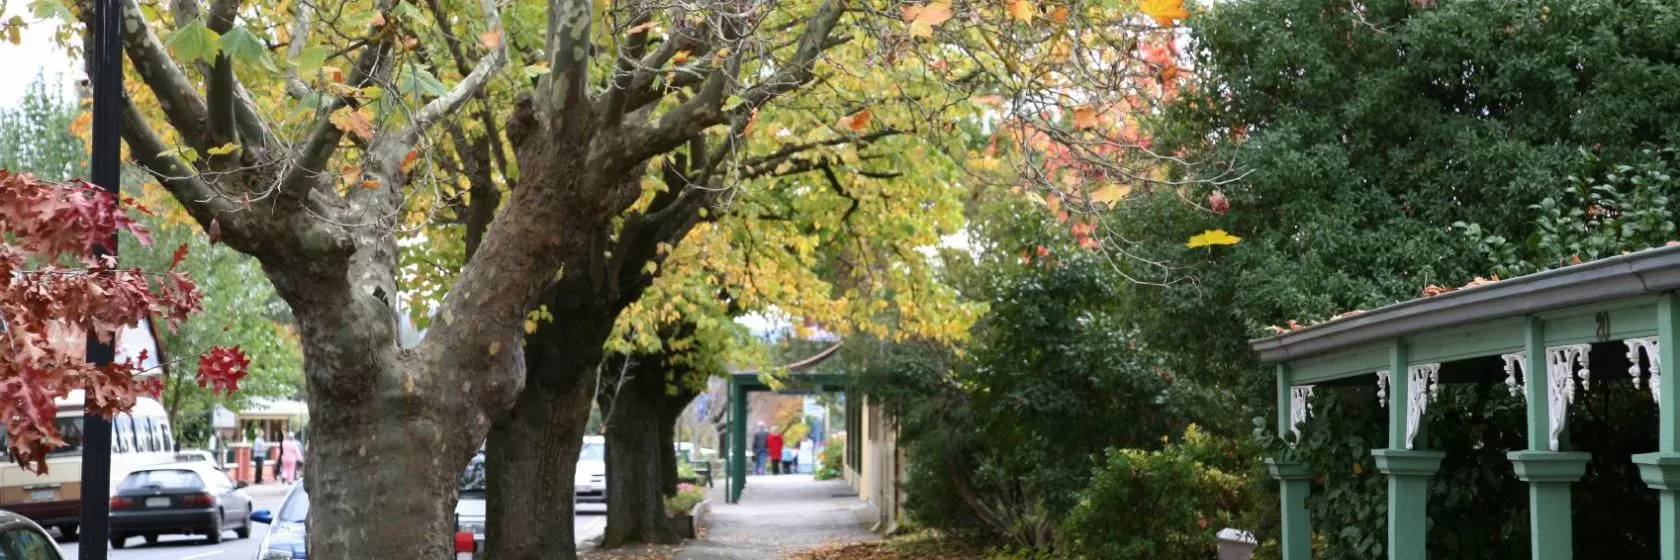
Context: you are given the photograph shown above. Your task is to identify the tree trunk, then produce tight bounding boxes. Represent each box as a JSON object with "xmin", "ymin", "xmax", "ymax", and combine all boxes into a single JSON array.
[
  {"xmin": 658, "ymin": 384, "xmax": 700, "ymax": 496},
  {"xmin": 482, "ymin": 359, "xmax": 594, "ymax": 559},
  {"xmin": 483, "ymin": 265, "xmax": 620, "ymax": 559},
  {"xmin": 598, "ymin": 356, "xmax": 682, "ymax": 547}
]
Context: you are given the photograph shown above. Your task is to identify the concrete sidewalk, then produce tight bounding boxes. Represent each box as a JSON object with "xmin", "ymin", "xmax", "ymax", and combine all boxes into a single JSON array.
[{"xmin": 676, "ymin": 474, "xmax": 877, "ymax": 560}]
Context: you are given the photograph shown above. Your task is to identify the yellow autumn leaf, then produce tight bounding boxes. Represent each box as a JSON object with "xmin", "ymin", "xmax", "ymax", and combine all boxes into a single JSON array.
[
  {"xmin": 1140, "ymin": 0, "xmax": 1187, "ymax": 26},
  {"xmin": 206, "ymin": 142, "xmax": 240, "ymax": 156},
  {"xmin": 1088, "ymin": 183, "xmax": 1131, "ymax": 206},
  {"xmin": 903, "ymin": 1, "xmax": 954, "ymax": 38},
  {"xmin": 1007, "ymin": 0, "xmax": 1035, "ymax": 22},
  {"xmin": 1187, "ymin": 229, "xmax": 1241, "ymax": 248}
]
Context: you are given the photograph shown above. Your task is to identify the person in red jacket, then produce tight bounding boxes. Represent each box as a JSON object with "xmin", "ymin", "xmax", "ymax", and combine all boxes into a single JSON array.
[{"xmin": 766, "ymin": 430, "xmax": 785, "ymax": 475}]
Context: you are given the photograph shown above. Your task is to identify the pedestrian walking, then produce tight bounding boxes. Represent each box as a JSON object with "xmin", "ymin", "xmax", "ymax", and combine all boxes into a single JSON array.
[
  {"xmin": 783, "ymin": 440, "xmax": 798, "ymax": 474},
  {"xmin": 280, "ymin": 432, "xmax": 302, "ymax": 483},
  {"xmin": 272, "ymin": 435, "xmax": 285, "ymax": 482},
  {"xmin": 767, "ymin": 430, "xmax": 784, "ymax": 475},
  {"xmin": 751, "ymin": 423, "xmax": 770, "ymax": 475},
  {"xmin": 251, "ymin": 434, "xmax": 268, "ymax": 484}
]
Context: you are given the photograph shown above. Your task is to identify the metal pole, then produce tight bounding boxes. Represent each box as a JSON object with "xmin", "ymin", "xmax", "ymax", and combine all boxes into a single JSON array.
[{"xmin": 81, "ymin": 0, "xmax": 124, "ymax": 556}]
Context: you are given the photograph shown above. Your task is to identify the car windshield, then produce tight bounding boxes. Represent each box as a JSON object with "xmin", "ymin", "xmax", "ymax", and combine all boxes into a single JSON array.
[
  {"xmin": 459, "ymin": 454, "xmax": 486, "ymax": 493},
  {"xmin": 119, "ymin": 469, "xmax": 202, "ymax": 491},
  {"xmin": 277, "ymin": 486, "xmax": 309, "ymax": 523},
  {"xmin": 580, "ymin": 443, "xmax": 604, "ymax": 462}
]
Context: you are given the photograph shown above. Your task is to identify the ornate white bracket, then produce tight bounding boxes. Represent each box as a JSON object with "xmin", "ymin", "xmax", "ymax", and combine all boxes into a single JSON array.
[
  {"xmin": 1405, "ymin": 363, "xmax": 1441, "ymax": 450},
  {"xmin": 1290, "ymin": 385, "xmax": 1315, "ymax": 443},
  {"xmin": 1546, "ymin": 344, "xmax": 1592, "ymax": 451},
  {"xmin": 1502, "ymin": 352, "xmax": 1527, "ymax": 398},
  {"xmin": 1627, "ymin": 337, "xmax": 1662, "ymax": 407},
  {"xmin": 1376, "ymin": 369, "xmax": 1390, "ymax": 407}
]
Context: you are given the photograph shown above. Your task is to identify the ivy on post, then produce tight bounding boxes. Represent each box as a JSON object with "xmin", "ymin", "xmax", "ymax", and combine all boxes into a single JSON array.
[{"xmin": 1266, "ymin": 364, "xmax": 1313, "ymax": 560}]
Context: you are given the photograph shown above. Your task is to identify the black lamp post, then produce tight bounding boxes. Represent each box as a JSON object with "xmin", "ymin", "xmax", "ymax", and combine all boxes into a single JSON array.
[{"xmin": 80, "ymin": 0, "xmax": 123, "ymax": 557}]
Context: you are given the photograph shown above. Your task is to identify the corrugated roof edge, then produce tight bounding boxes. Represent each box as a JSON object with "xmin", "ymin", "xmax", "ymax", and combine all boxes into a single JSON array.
[{"xmin": 1250, "ymin": 244, "xmax": 1680, "ymax": 363}]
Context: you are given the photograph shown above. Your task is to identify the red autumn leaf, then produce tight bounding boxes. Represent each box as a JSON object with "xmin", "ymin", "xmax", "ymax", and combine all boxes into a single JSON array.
[
  {"xmin": 1208, "ymin": 190, "xmax": 1230, "ymax": 214},
  {"xmin": 0, "ymin": 170, "xmax": 245, "ymax": 472},
  {"xmin": 196, "ymin": 346, "xmax": 251, "ymax": 395},
  {"xmin": 169, "ymin": 243, "xmax": 189, "ymax": 271}
]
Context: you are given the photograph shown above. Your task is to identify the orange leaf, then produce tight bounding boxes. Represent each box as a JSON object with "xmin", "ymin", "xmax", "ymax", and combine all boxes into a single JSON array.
[
  {"xmin": 1007, "ymin": 0, "xmax": 1035, "ymax": 22},
  {"xmin": 837, "ymin": 108, "xmax": 872, "ymax": 132},
  {"xmin": 480, "ymin": 29, "xmax": 502, "ymax": 49},
  {"xmin": 369, "ymin": 12, "xmax": 386, "ymax": 27},
  {"xmin": 400, "ymin": 150, "xmax": 421, "ymax": 174},
  {"xmin": 1048, "ymin": 6, "xmax": 1069, "ymax": 23},
  {"xmin": 331, "ymin": 109, "xmax": 375, "ymax": 141},
  {"xmin": 903, "ymin": 2, "xmax": 954, "ymax": 37},
  {"xmin": 1072, "ymin": 106, "xmax": 1099, "ymax": 130},
  {"xmin": 627, "ymin": 20, "xmax": 658, "ymax": 34},
  {"xmin": 361, "ymin": 178, "xmax": 382, "ymax": 189}
]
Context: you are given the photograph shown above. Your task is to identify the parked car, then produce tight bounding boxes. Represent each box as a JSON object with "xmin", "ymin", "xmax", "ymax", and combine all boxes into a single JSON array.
[
  {"xmin": 250, "ymin": 483, "xmax": 307, "ymax": 560},
  {"xmin": 575, "ymin": 436, "xmax": 606, "ymax": 502},
  {"xmin": 0, "ymin": 509, "xmax": 68, "ymax": 559},
  {"xmin": 109, "ymin": 464, "xmax": 253, "ymax": 548},
  {"xmin": 455, "ymin": 447, "xmax": 487, "ymax": 558}
]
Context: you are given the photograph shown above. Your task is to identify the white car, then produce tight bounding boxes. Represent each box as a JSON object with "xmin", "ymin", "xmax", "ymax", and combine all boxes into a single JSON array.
[{"xmin": 575, "ymin": 436, "xmax": 606, "ymax": 502}]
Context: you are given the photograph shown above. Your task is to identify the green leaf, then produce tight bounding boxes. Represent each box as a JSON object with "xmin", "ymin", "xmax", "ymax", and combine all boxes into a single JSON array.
[
  {"xmin": 295, "ymin": 46, "xmax": 330, "ymax": 78},
  {"xmin": 165, "ymin": 19, "xmax": 222, "ymax": 65},
  {"xmin": 219, "ymin": 27, "xmax": 279, "ymax": 73},
  {"xmin": 398, "ymin": 63, "xmax": 449, "ymax": 98},
  {"xmin": 28, "ymin": 0, "xmax": 73, "ymax": 22},
  {"xmin": 523, "ymin": 63, "xmax": 551, "ymax": 80}
]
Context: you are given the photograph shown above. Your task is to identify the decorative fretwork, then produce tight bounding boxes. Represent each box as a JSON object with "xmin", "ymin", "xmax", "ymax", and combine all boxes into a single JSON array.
[
  {"xmin": 1406, "ymin": 363, "xmax": 1441, "ymax": 450},
  {"xmin": 1376, "ymin": 369, "xmax": 1390, "ymax": 407},
  {"xmin": 1290, "ymin": 385, "xmax": 1315, "ymax": 443},
  {"xmin": 1626, "ymin": 337, "xmax": 1662, "ymax": 407},
  {"xmin": 1502, "ymin": 352, "xmax": 1527, "ymax": 398},
  {"xmin": 1546, "ymin": 344, "xmax": 1593, "ymax": 452}
]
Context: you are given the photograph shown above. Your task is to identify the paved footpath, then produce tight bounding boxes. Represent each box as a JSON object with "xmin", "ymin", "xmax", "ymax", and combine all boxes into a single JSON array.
[{"xmin": 675, "ymin": 474, "xmax": 877, "ymax": 560}]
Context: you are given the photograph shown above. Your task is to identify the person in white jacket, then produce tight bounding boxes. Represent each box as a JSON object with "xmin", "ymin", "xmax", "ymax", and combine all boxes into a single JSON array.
[{"xmin": 797, "ymin": 438, "xmax": 815, "ymax": 474}]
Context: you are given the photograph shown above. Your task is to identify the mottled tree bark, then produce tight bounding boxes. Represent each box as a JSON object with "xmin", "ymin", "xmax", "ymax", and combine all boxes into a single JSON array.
[{"xmin": 598, "ymin": 356, "xmax": 681, "ymax": 547}]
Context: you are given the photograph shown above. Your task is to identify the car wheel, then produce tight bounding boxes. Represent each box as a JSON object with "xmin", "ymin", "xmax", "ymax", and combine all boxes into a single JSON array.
[
  {"xmin": 206, "ymin": 512, "xmax": 225, "ymax": 544},
  {"xmin": 236, "ymin": 514, "xmax": 251, "ymax": 539},
  {"xmin": 110, "ymin": 534, "xmax": 126, "ymax": 549},
  {"xmin": 145, "ymin": 534, "xmax": 159, "ymax": 545}
]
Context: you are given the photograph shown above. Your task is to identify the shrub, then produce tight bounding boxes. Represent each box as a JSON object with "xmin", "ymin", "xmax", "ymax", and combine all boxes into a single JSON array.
[
  {"xmin": 815, "ymin": 437, "xmax": 844, "ymax": 480},
  {"xmin": 664, "ymin": 483, "xmax": 705, "ymax": 517},
  {"xmin": 1061, "ymin": 425, "xmax": 1255, "ymax": 560}
]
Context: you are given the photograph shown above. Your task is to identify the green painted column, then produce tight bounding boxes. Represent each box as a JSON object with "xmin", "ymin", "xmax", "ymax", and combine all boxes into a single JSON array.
[
  {"xmin": 1378, "ymin": 342, "xmax": 1444, "ymax": 560},
  {"xmin": 1268, "ymin": 460, "xmax": 1313, "ymax": 560},
  {"xmin": 1372, "ymin": 449, "xmax": 1444, "ymax": 560},
  {"xmin": 1635, "ymin": 292, "xmax": 1680, "ymax": 560},
  {"xmin": 1270, "ymin": 365, "xmax": 1313, "ymax": 560},
  {"xmin": 1512, "ymin": 317, "xmax": 1590, "ymax": 560},
  {"xmin": 1508, "ymin": 451, "xmax": 1590, "ymax": 560},
  {"xmin": 730, "ymin": 381, "xmax": 748, "ymax": 503}
]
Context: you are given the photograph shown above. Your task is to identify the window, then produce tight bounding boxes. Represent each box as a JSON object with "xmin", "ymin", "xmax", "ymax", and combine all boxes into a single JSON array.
[
  {"xmin": 44, "ymin": 417, "xmax": 83, "ymax": 458},
  {"xmin": 118, "ymin": 469, "xmax": 203, "ymax": 491},
  {"xmin": 579, "ymin": 443, "xmax": 605, "ymax": 462},
  {"xmin": 136, "ymin": 418, "xmax": 152, "ymax": 452},
  {"xmin": 158, "ymin": 420, "xmax": 174, "ymax": 451},
  {"xmin": 0, "ymin": 526, "xmax": 62, "ymax": 559},
  {"xmin": 114, "ymin": 415, "xmax": 135, "ymax": 454},
  {"xmin": 276, "ymin": 486, "xmax": 310, "ymax": 523}
]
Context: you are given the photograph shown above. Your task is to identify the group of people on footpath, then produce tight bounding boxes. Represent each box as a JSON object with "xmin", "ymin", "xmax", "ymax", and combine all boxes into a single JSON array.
[
  {"xmin": 750, "ymin": 422, "xmax": 815, "ymax": 475},
  {"xmin": 250, "ymin": 432, "xmax": 304, "ymax": 484}
]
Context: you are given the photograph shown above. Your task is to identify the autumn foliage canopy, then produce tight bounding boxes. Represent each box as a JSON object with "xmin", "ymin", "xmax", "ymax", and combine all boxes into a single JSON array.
[{"xmin": 0, "ymin": 171, "xmax": 247, "ymax": 472}]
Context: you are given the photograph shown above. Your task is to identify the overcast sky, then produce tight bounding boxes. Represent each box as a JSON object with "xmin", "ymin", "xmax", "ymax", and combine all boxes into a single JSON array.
[{"xmin": 0, "ymin": 6, "xmax": 79, "ymax": 108}]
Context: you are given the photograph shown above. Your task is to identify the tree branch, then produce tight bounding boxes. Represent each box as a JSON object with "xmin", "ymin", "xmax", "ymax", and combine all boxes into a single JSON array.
[
  {"xmin": 110, "ymin": 0, "xmax": 213, "ymax": 150},
  {"xmin": 538, "ymin": 0, "xmax": 594, "ymax": 119}
]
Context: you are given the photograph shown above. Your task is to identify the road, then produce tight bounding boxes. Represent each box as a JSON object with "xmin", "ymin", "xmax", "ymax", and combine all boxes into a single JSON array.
[{"xmin": 57, "ymin": 497, "xmax": 607, "ymax": 559}]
